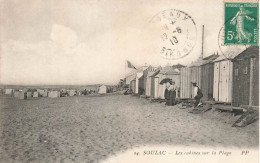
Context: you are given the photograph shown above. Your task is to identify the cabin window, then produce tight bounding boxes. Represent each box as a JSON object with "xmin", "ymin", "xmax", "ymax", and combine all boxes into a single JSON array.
[
  {"xmin": 235, "ymin": 68, "xmax": 238, "ymax": 76},
  {"xmin": 243, "ymin": 67, "xmax": 248, "ymax": 74}
]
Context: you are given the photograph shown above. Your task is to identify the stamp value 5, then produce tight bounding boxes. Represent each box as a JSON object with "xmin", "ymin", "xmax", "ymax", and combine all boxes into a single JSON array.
[{"xmin": 225, "ymin": 2, "xmax": 258, "ymax": 45}]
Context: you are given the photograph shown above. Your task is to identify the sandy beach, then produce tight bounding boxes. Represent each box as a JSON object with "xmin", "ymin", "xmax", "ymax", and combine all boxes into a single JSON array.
[{"xmin": 0, "ymin": 93, "xmax": 258, "ymax": 163}]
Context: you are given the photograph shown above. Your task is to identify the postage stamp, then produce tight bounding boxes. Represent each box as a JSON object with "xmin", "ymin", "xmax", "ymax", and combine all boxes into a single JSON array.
[
  {"xmin": 149, "ymin": 9, "xmax": 197, "ymax": 60},
  {"xmin": 224, "ymin": 2, "xmax": 259, "ymax": 45}
]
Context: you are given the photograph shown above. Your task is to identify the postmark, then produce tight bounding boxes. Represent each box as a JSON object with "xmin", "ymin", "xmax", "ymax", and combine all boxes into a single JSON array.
[
  {"xmin": 149, "ymin": 9, "xmax": 197, "ymax": 60},
  {"xmin": 224, "ymin": 2, "xmax": 259, "ymax": 45}
]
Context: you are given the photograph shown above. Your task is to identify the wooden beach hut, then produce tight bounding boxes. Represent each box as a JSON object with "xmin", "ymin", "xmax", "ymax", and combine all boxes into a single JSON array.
[
  {"xmin": 33, "ymin": 92, "xmax": 39, "ymax": 98},
  {"xmin": 37, "ymin": 89, "xmax": 48, "ymax": 97},
  {"xmin": 150, "ymin": 70, "xmax": 160, "ymax": 99},
  {"xmin": 232, "ymin": 46, "xmax": 259, "ymax": 107},
  {"xmin": 200, "ymin": 54, "xmax": 219, "ymax": 101},
  {"xmin": 14, "ymin": 91, "xmax": 26, "ymax": 99},
  {"xmin": 213, "ymin": 52, "xmax": 240, "ymax": 103},
  {"xmin": 48, "ymin": 91, "xmax": 60, "ymax": 98},
  {"xmin": 180, "ymin": 57, "xmax": 203, "ymax": 99},
  {"xmin": 189, "ymin": 57, "xmax": 204, "ymax": 98},
  {"xmin": 69, "ymin": 90, "xmax": 76, "ymax": 96},
  {"xmin": 133, "ymin": 66, "xmax": 148, "ymax": 94},
  {"xmin": 180, "ymin": 67, "xmax": 191, "ymax": 98},
  {"xmin": 130, "ymin": 79, "xmax": 136, "ymax": 93},
  {"xmin": 26, "ymin": 91, "xmax": 33, "ymax": 99},
  {"xmin": 5, "ymin": 89, "xmax": 13, "ymax": 95},
  {"xmin": 138, "ymin": 75, "xmax": 145, "ymax": 95},
  {"xmin": 151, "ymin": 66, "xmax": 181, "ymax": 99},
  {"xmin": 125, "ymin": 73, "xmax": 136, "ymax": 85},
  {"xmin": 143, "ymin": 66, "xmax": 161, "ymax": 97}
]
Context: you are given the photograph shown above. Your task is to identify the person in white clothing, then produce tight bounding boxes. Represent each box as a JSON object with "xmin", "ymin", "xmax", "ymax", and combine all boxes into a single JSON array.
[{"xmin": 192, "ymin": 82, "xmax": 203, "ymax": 108}]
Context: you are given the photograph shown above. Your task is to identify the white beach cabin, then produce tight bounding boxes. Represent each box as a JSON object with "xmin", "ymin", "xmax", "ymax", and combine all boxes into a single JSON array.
[{"xmin": 98, "ymin": 85, "xmax": 107, "ymax": 94}]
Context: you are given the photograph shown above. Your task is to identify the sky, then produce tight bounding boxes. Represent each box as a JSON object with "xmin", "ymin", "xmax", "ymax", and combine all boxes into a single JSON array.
[{"xmin": 0, "ymin": 0, "xmax": 225, "ymax": 85}]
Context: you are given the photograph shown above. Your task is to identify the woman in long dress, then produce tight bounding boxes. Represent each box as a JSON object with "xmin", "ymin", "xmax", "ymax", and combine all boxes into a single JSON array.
[
  {"xmin": 230, "ymin": 6, "xmax": 255, "ymax": 43},
  {"xmin": 164, "ymin": 81, "xmax": 177, "ymax": 106}
]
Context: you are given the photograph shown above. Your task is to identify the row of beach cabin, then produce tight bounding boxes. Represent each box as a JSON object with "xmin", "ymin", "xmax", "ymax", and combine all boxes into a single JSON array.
[
  {"xmin": 2, "ymin": 85, "xmax": 113, "ymax": 99},
  {"xmin": 126, "ymin": 46, "xmax": 259, "ymax": 107}
]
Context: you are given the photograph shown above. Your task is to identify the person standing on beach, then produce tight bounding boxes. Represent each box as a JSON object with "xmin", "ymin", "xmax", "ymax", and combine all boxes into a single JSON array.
[
  {"xmin": 192, "ymin": 82, "xmax": 203, "ymax": 108},
  {"xmin": 164, "ymin": 81, "xmax": 177, "ymax": 106}
]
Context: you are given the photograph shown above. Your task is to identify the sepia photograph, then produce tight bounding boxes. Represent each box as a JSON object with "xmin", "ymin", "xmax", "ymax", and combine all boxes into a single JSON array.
[{"xmin": 0, "ymin": 0, "xmax": 259, "ymax": 162}]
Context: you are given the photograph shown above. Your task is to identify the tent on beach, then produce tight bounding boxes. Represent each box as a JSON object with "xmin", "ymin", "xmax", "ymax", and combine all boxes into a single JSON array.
[{"xmin": 98, "ymin": 85, "xmax": 107, "ymax": 94}]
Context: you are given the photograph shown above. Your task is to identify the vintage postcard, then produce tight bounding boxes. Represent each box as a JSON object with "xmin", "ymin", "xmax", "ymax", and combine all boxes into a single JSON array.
[{"xmin": 0, "ymin": 0, "xmax": 259, "ymax": 163}]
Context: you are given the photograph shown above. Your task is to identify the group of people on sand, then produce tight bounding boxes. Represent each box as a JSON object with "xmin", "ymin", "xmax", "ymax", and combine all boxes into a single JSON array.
[{"xmin": 164, "ymin": 80, "xmax": 203, "ymax": 108}]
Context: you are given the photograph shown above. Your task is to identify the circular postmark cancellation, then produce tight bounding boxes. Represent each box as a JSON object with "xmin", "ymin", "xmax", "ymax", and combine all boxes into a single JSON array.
[
  {"xmin": 149, "ymin": 9, "xmax": 197, "ymax": 60},
  {"xmin": 218, "ymin": 15, "xmax": 258, "ymax": 58}
]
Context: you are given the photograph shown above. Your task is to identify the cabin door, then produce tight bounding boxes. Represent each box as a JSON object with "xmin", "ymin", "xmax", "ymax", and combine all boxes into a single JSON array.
[
  {"xmin": 154, "ymin": 78, "xmax": 159, "ymax": 98},
  {"xmin": 238, "ymin": 59, "xmax": 250, "ymax": 106},
  {"xmin": 213, "ymin": 62, "xmax": 220, "ymax": 101}
]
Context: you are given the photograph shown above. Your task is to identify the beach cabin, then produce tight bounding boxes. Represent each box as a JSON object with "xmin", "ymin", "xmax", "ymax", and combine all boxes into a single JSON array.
[
  {"xmin": 26, "ymin": 91, "xmax": 33, "ymax": 99},
  {"xmin": 14, "ymin": 91, "xmax": 26, "ymax": 100},
  {"xmin": 125, "ymin": 73, "xmax": 136, "ymax": 86},
  {"xmin": 5, "ymin": 89, "xmax": 13, "ymax": 95},
  {"xmin": 98, "ymin": 85, "xmax": 107, "ymax": 94},
  {"xmin": 180, "ymin": 67, "xmax": 191, "ymax": 98},
  {"xmin": 41, "ymin": 90, "xmax": 48, "ymax": 97},
  {"xmin": 143, "ymin": 66, "xmax": 161, "ymax": 97},
  {"xmin": 133, "ymin": 66, "xmax": 148, "ymax": 94},
  {"xmin": 48, "ymin": 91, "xmax": 60, "ymax": 98},
  {"xmin": 33, "ymin": 92, "xmax": 39, "ymax": 98},
  {"xmin": 69, "ymin": 90, "xmax": 76, "ymax": 96},
  {"xmin": 180, "ymin": 57, "xmax": 203, "ymax": 99},
  {"xmin": 232, "ymin": 46, "xmax": 259, "ymax": 107},
  {"xmin": 151, "ymin": 66, "xmax": 181, "ymax": 99},
  {"xmin": 130, "ymin": 79, "xmax": 136, "ymax": 93},
  {"xmin": 37, "ymin": 89, "xmax": 48, "ymax": 97},
  {"xmin": 189, "ymin": 57, "xmax": 203, "ymax": 98},
  {"xmin": 201, "ymin": 54, "xmax": 219, "ymax": 101},
  {"xmin": 213, "ymin": 52, "xmax": 240, "ymax": 103},
  {"xmin": 150, "ymin": 70, "xmax": 161, "ymax": 99},
  {"xmin": 172, "ymin": 64, "xmax": 186, "ymax": 71}
]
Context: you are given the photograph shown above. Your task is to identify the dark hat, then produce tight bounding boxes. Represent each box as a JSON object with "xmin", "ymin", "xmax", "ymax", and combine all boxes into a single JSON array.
[
  {"xmin": 160, "ymin": 78, "xmax": 172, "ymax": 85},
  {"xmin": 191, "ymin": 82, "xmax": 197, "ymax": 86}
]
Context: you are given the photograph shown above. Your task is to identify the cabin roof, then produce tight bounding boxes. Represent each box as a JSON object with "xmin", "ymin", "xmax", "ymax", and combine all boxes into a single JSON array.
[
  {"xmin": 189, "ymin": 57, "xmax": 204, "ymax": 67},
  {"xmin": 201, "ymin": 54, "xmax": 219, "ymax": 65},
  {"xmin": 232, "ymin": 46, "xmax": 259, "ymax": 60}
]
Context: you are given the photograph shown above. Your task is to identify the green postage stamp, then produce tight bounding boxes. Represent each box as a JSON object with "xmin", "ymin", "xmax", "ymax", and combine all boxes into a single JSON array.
[{"xmin": 225, "ymin": 2, "xmax": 258, "ymax": 45}]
